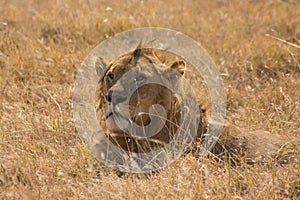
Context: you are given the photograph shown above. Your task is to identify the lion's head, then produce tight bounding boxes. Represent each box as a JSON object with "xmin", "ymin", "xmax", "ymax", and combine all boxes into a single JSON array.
[{"xmin": 95, "ymin": 48, "xmax": 208, "ymax": 153}]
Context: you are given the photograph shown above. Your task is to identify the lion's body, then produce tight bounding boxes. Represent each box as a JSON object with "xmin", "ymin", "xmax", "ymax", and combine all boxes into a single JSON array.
[{"xmin": 95, "ymin": 48, "xmax": 299, "ymax": 164}]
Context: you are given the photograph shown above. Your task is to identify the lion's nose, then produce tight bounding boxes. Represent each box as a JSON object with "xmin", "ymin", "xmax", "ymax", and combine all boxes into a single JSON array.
[{"xmin": 106, "ymin": 90, "xmax": 126, "ymax": 104}]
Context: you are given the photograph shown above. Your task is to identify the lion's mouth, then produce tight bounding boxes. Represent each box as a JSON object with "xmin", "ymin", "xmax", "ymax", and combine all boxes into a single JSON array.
[{"xmin": 106, "ymin": 111, "xmax": 128, "ymax": 121}]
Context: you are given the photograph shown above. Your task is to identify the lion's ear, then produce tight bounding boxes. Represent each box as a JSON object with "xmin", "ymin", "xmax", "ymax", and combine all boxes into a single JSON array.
[
  {"xmin": 95, "ymin": 57, "xmax": 107, "ymax": 77},
  {"xmin": 132, "ymin": 42, "xmax": 142, "ymax": 59},
  {"xmin": 163, "ymin": 60, "xmax": 186, "ymax": 84},
  {"xmin": 170, "ymin": 60, "xmax": 186, "ymax": 76}
]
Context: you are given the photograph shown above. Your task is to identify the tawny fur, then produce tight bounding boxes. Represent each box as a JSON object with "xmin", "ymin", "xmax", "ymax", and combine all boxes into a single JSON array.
[{"xmin": 95, "ymin": 48, "xmax": 300, "ymax": 165}]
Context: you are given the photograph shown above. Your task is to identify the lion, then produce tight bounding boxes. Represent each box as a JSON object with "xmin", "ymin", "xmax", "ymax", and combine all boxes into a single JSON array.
[{"xmin": 95, "ymin": 47, "xmax": 300, "ymax": 165}]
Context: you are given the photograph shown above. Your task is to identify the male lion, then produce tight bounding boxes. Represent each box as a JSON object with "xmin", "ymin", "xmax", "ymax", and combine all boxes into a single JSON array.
[{"xmin": 95, "ymin": 47, "xmax": 300, "ymax": 165}]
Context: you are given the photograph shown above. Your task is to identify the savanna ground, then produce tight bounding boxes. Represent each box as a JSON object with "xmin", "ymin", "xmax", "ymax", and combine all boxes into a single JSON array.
[{"xmin": 0, "ymin": 0, "xmax": 300, "ymax": 199}]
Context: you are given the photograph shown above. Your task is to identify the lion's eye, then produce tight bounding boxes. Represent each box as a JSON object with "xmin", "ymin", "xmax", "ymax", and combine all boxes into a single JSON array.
[
  {"xmin": 107, "ymin": 73, "xmax": 114, "ymax": 82},
  {"xmin": 135, "ymin": 75, "xmax": 145, "ymax": 83}
]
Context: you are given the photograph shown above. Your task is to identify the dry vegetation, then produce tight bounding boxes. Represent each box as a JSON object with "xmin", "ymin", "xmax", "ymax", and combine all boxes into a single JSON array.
[{"xmin": 0, "ymin": 0, "xmax": 300, "ymax": 199}]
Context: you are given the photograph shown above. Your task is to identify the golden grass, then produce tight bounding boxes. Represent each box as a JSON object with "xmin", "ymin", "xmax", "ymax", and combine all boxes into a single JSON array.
[{"xmin": 0, "ymin": 0, "xmax": 299, "ymax": 199}]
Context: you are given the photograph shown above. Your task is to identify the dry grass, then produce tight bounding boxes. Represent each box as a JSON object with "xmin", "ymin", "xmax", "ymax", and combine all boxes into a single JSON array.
[{"xmin": 0, "ymin": 0, "xmax": 300, "ymax": 199}]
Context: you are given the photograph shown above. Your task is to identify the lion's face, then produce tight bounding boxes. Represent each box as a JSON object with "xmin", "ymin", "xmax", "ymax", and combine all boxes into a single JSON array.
[
  {"xmin": 94, "ymin": 48, "xmax": 209, "ymax": 152},
  {"xmin": 102, "ymin": 49, "xmax": 185, "ymax": 134}
]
